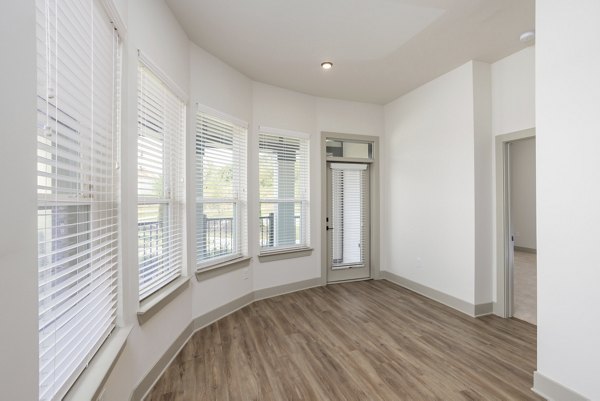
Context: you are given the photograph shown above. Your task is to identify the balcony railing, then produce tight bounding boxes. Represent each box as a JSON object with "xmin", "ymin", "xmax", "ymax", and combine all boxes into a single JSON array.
[
  {"xmin": 140, "ymin": 214, "xmax": 303, "ymax": 265},
  {"xmin": 138, "ymin": 221, "xmax": 162, "ymax": 286},
  {"xmin": 201, "ymin": 216, "xmax": 234, "ymax": 259},
  {"xmin": 259, "ymin": 213, "xmax": 275, "ymax": 247}
]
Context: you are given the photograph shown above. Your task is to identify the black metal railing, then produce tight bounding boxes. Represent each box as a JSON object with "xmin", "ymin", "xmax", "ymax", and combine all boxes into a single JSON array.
[
  {"xmin": 201, "ymin": 216, "xmax": 234, "ymax": 259},
  {"xmin": 138, "ymin": 221, "xmax": 162, "ymax": 286},
  {"xmin": 140, "ymin": 214, "xmax": 303, "ymax": 266},
  {"xmin": 259, "ymin": 213, "xmax": 273, "ymax": 247}
]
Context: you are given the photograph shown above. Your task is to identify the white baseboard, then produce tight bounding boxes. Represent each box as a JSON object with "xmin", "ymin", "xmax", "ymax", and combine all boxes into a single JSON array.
[
  {"xmin": 254, "ymin": 278, "xmax": 322, "ymax": 301},
  {"xmin": 380, "ymin": 271, "xmax": 492, "ymax": 318},
  {"xmin": 131, "ymin": 277, "xmax": 322, "ymax": 401},
  {"xmin": 532, "ymin": 371, "xmax": 590, "ymax": 401},
  {"xmin": 474, "ymin": 302, "xmax": 493, "ymax": 316}
]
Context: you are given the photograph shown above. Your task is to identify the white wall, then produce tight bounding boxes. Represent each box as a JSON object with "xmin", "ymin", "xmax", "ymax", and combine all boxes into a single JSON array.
[
  {"xmin": 492, "ymin": 46, "xmax": 535, "ymax": 136},
  {"xmin": 382, "ymin": 48, "xmax": 535, "ymax": 307},
  {"xmin": 316, "ymin": 97, "xmax": 384, "ymax": 137},
  {"xmin": 190, "ymin": 44, "xmax": 252, "ymax": 122},
  {"xmin": 0, "ymin": 1, "xmax": 38, "ymax": 400},
  {"xmin": 383, "ymin": 62, "xmax": 479, "ymax": 304},
  {"xmin": 509, "ymin": 138, "xmax": 536, "ymax": 250},
  {"xmin": 536, "ymin": 0, "xmax": 600, "ymax": 398}
]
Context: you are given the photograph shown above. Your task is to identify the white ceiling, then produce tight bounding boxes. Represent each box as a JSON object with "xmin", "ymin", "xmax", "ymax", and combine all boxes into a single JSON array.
[{"xmin": 166, "ymin": 0, "xmax": 535, "ymax": 104}]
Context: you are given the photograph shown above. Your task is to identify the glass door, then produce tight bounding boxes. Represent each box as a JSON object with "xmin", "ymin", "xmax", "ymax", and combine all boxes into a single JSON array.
[{"xmin": 326, "ymin": 163, "xmax": 370, "ymax": 282}]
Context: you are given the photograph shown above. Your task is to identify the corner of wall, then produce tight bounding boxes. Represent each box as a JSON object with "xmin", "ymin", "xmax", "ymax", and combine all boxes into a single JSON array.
[{"xmin": 472, "ymin": 61, "xmax": 494, "ymax": 305}]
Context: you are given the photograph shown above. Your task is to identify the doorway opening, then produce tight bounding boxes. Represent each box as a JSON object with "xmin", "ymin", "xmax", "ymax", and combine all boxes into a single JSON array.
[
  {"xmin": 495, "ymin": 128, "xmax": 536, "ymax": 324},
  {"xmin": 320, "ymin": 133, "xmax": 380, "ymax": 284}
]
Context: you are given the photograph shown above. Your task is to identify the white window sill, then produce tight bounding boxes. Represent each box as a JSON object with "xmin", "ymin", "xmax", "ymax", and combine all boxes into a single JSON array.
[
  {"xmin": 195, "ymin": 255, "xmax": 252, "ymax": 280},
  {"xmin": 63, "ymin": 325, "xmax": 132, "ymax": 401},
  {"xmin": 258, "ymin": 247, "xmax": 313, "ymax": 262},
  {"xmin": 137, "ymin": 276, "xmax": 190, "ymax": 325}
]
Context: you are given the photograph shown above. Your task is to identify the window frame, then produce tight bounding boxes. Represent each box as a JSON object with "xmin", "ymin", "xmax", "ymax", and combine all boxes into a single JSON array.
[
  {"xmin": 35, "ymin": 0, "xmax": 123, "ymax": 399},
  {"xmin": 136, "ymin": 52, "xmax": 187, "ymax": 302},
  {"xmin": 195, "ymin": 105, "xmax": 248, "ymax": 270},
  {"xmin": 258, "ymin": 126, "xmax": 311, "ymax": 255}
]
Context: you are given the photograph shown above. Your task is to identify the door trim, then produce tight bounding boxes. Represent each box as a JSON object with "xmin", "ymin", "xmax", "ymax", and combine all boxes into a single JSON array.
[
  {"xmin": 494, "ymin": 128, "xmax": 535, "ymax": 317},
  {"xmin": 320, "ymin": 132, "xmax": 380, "ymax": 285}
]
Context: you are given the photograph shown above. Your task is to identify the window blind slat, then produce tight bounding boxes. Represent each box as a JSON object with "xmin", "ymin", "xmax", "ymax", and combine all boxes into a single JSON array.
[
  {"xmin": 38, "ymin": 230, "xmax": 117, "ymax": 272},
  {"xmin": 38, "ymin": 250, "xmax": 117, "ymax": 304},
  {"xmin": 137, "ymin": 63, "xmax": 186, "ymax": 300},
  {"xmin": 259, "ymin": 131, "xmax": 310, "ymax": 251},
  {"xmin": 195, "ymin": 110, "xmax": 247, "ymax": 266},
  {"xmin": 36, "ymin": 1, "xmax": 121, "ymax": 400},
  {"xmin": 39, "ymin": 271, "xmax": 116, "ymax": 349}
]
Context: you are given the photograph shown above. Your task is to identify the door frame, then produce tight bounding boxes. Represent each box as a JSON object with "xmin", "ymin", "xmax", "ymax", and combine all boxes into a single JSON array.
[
  {"xmin": 320, "ymin": 132, "xmax": 380, "ymax": 285},
  {"xmin": 495, "ymin": 128, "xmax": 536, "ymax": 317}
]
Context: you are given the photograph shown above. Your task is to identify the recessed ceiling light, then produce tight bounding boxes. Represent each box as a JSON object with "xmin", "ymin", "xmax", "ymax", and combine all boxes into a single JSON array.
[
  {"xmin": 321, "ymin": 61, "xmax": 333, "ymax": 70},
  {"xmin": 520, "ymin": 31, "xmax": 535, "ymax": 42}
]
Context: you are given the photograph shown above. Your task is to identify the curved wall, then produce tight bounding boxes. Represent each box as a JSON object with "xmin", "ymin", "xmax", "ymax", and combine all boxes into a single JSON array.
[{"xmin": 101, "ymin": 2, "xmax": 384, "ymax": 400}]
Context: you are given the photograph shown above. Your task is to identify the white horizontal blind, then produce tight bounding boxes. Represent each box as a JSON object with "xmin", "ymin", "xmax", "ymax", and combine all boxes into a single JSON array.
[
  {"xmin": 196, "ymin": 110, "xmax": 247, "ymax": 265},
  {"xmin": 36, "ymin": 0, "xmax": 121, "ymax": 400},
  {"xmin": 259, "ymin": 131, "xmax": 310, "ymax": 250},
  {"xmin": 137, "ymin": 61, "xmax": 186, "ymax": 300},
  {"xmin": 330, "ymin": 164, "xmax": 368, "ymax": 269}
]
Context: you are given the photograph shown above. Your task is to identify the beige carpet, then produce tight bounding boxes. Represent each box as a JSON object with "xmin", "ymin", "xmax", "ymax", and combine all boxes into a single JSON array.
[{"xmin": 513, "ymin": 251, "xmax": 537, "ymax": 325}]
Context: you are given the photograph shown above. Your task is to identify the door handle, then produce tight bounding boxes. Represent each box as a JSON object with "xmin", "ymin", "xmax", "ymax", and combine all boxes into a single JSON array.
[{"xmin": 326, "ymin": 226, "xmax": 334, "ymax": 231}]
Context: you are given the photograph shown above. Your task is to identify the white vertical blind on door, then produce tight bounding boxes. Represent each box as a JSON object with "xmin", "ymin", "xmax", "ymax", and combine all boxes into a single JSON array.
[
  {"xmin": 195, "ymin": 109, "xmax": 247, "ymax": 266},
  {"xmin": 36, "ymin": 0, "xmax": 121, "ymax": 400},
  {"xmin": 137, "ymin": 61, "xmax": 186, "ymax": 300},
  {"xmin": 259, "ymin": 129, "xmax": 310, "ymax": 251},
  {"xmin": 330, "ymin": 164, "xmax": 368, "ymax": 268}
]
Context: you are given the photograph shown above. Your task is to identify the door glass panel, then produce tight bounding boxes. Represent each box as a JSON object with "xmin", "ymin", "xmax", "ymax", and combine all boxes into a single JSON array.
[{"xmin": 330, "ymin": 164, "xmax": 367, "ymax": 269}]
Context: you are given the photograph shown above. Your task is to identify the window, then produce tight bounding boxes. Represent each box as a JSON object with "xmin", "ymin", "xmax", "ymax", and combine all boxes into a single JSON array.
[
  {"xmin": 195, "ymin": 108, "xmax": 247, "ymax": 267},
  {"xmin": 36, "ymin": 0, "xmax": 121, "ymax": 400},
  {"xmin": 259, "ymin": 128, "xmax": 310, "ymax": 252},
  {"xmin": 137, "ymin": 59, "xmax": 186, "ymax": 300},
  {"xmin": 325, "ymin": 139, "xmax": 373, "ymax": 159}
]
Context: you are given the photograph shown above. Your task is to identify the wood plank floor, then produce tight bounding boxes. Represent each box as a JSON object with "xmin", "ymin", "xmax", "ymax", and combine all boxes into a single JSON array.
[
  {"xmin": 514, "ymin": 251, "xmax": 537, "ymax": 325},
  {"xmin": 145, "ymin": 280, "xmax": 541, "ymax": 401}
]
